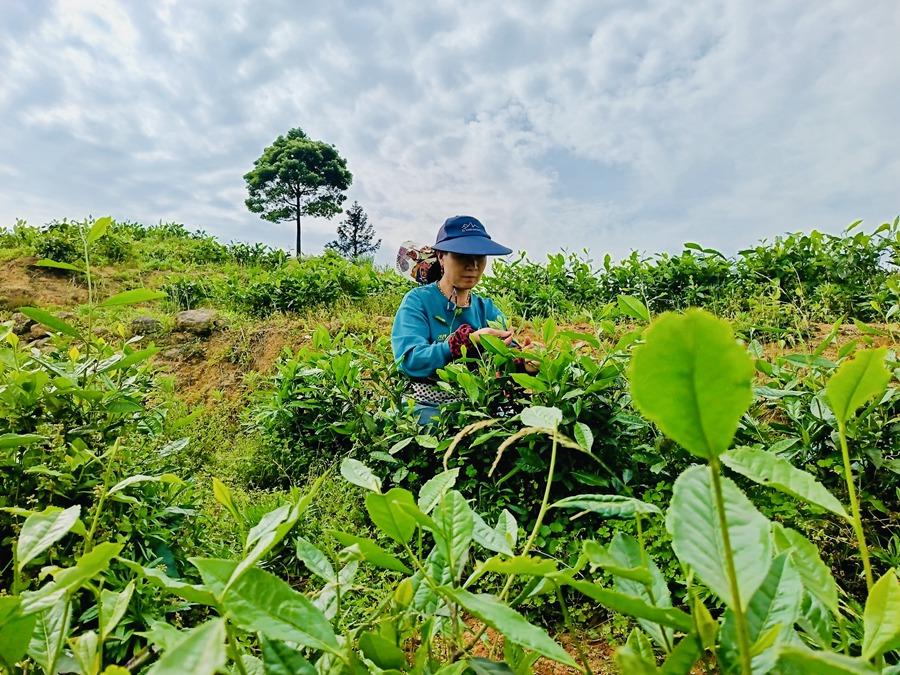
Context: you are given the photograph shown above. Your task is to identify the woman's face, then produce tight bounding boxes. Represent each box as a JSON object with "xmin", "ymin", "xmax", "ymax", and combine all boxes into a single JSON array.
[{"xmin": 439, "ymin": 251, "xmax": 487, "ymax": 289}]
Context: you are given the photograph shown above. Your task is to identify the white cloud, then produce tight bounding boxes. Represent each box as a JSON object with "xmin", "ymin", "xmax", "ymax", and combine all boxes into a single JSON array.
[{"xmin": 0, "ymin": 0, "xmax": 898, "ymax": 263}]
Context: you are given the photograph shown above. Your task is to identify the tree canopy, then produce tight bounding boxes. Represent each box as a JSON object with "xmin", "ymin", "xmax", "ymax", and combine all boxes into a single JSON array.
[
  {"xmin": 326, "ymin": 201, "xmax": 381, "ymax": 259},
  {"xmin": 244, "ymin": 128, "xmax": 352, "ymax": 256}
]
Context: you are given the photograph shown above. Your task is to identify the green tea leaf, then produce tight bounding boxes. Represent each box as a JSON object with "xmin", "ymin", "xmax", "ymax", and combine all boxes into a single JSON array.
[
  {"xmin": 261, "ymin": 637, "xmax": 315, "ymax": 675},
  {"xmin": 629, "ymin": 309, "xmax": 754, "ymax": 459},
  {"xmin": 70, "ymin": 630, "xmax": 99, "ymax": 675},
  {"xmin": 467, "ymin": 659, "xmax": 515, "ymax": 674},
  {"xmin": 775, "ymin": 645, "xmax": 878, "ymax": 674},
  {"xmin": 862, "ymin": 569, "xmax": 900, "ymax": 660},
  {"xmin": 510, "ymin": 373, "xmax": 548, "ymax": 392},
  {"xmin": 617, "ymin": 294, "xmax": 651, "ymax": 322},
  {"xmin": 432, "ymin": 662, "xmax": 470, "ymax": 675},
  {"xmin": 365, "ymin": 488, "xmax": 417, "ymax": 544},
  {"xmin": 21, "ymin": 542, "xmax": 123, "ymax": 614},
  {"xmin": 826, "ymin": 347, "xmax": 891, "ymax": 426},
  {"xmin": 607, "ymin": 533, "xmax": 673, "ymax": 651},
  {"xmin": 212, "ymin": 477, "xmax": 243, "ymax": 528},
  {"xmin": 472, "ymin": 510, "xmax": 514, "ymax": 556},
  {"xmin": 666, "ymin": 465, "xmax": 771, "ymax": 611},
  {"xmin": 120, "ymin": 559, "xmax": 217, "ymax": 606},
  {"xmin": 229, "ymin": 476, "xmax": 323, "ymax": 589},
  {"xmin": 26, "ymin": 598, "xmax": 69, "ymax": 673},
  {"xmin": 480, "ymin": 555, "xmax": 557, "ymax": 577},
  {"xmin": 772, "ymin": 524, "xmax": 840, "ymax": 615},
  {"xmin": 551, "ymin": 493, "xmax": 660, "ymax": 518},
  {"xmin": 359, "ymin": 631, "xmax": 407, "ymax": 670},
  {"xmin": 439, "ymin": 587, "xmax": 577, "ymax": 667},
  {"xmin": 615, "ymin": 628, "xmax": 658, "ymax": 674},
  {"xmin": 17, "ymin": 505, "xmax": 81, "ymax": 571},
  {"xmin": 108, "ymin": 473, "xmax": 180, "ymax": 496},
  {"xmin": 96, "ymin": 347, "xmax": 160, "ymax": 373},
  {"xmin": 659, "ymin": 633, "xmax": 703, "ymax": 675},
  {"xmin": 295, "ymin": 537, "xmax": 336, "ymax": 583},
  {"xmin": 583, "ymin": 540, "xmax": 653, "ymax": 585},
  {"xmin": 720, "ymin": 553, "xmax": 803, "ymax": 674},
  {"xmin": 519, "ymin": 405, "xmax": 562, "ymax": 429},
  {"xmin": 573, "ymin": 422, "xmax": 594, "ymax": 451},
  {"xmin": 567, "ymin": 581, "xmax": 694, "ymax": 632},
  {"xmin": 327, "ymin": 530, "xmax": 411, "ymax": 573},
  {"xmin": 87, "ymin": 216, "xmax": 112, "ymax": 244},
  {"xmin": 418, "ymin": 468, "xmax": 459, "ymax": 513},
  {"xmin": 100, "ymin": 580, "xmax": 135, "ymax": 640},
  {"xmin": 18, "ymin": 307, "xmax": 82, "ymax": 339},
  {"xmin": 340, "ymin": 458, "xmax": 382, "ymax": 493},
  {"xmin": 722, "ymin": 447, "xmax": 849, "ymax": 520},
  {"xmin": 35, "ymin": 259, "xmax": 83, "ymax": 272},
  {"xmin": 0, "ymin": 611, "xmax": 38, "ymax": 668},
  {"xmin": 221, "ymin": 565, "xmax": 339, "ymax": 654},
  {"xmin": 433, "ymin": 490, "xmax": 473, "ymax": 576},
  {"xmin": 0, "ymin": 433, "xmax": 46, "ymax": 449},
  {"xmin": 147, "ymin": 618, "xmax": 226, "ymax": 675},
  {"xmin": 99, "ymin": 288, "xmax": 167, "ymax": 308}
]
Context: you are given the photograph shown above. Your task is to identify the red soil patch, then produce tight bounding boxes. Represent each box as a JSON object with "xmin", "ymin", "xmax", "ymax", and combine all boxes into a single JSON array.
[{"xmin": 0, "ymin": 257, "xmax": 88, "ymax": 309}]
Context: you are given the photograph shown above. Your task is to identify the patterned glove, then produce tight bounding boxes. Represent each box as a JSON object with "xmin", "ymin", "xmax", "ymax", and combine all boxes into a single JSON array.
[{"xmin": 448, "ymin": 323, "xmax": 475, "ymax": 359}]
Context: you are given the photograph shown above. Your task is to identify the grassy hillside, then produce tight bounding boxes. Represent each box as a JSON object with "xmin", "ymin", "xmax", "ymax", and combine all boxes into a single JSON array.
[{"xmin": 0, "ymin": 216, "xmax": 897, "ymax": 673}]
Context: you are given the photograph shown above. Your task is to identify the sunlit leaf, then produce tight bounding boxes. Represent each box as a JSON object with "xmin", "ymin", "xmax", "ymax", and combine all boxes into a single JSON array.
[
  {"xmin": 99, "ymin": 288, "xmax": 167, "ymax": 308},
  {"xmin": 862, "ymin": 569, "xmax": 900, "ymax": 660},
  {"xmin": 340, "ymin": 458, "xmax": 382, "ymax": 493},
  {"xmin": 18, "ymin": 307, "xmax": 82, "ymax": 339},
  {"xmin": 439, "ymin": 587, "xmax": 576, "ymax": 667},
  {"xmin": 16, "ymin": 505, "xmax": 81, "ymax": 571},
  {"xmin": 629, "ymin": 310, "xmax": 753, "ymax": 459},
  {"xmin": 87, "ymin": 216, "xmax": 112, "ymax": 244},
  {"xmin": 147, "ymin": 618, "xmax": 226, "ymax": 675},
  {"xmin": 666, "ymin": 465, "xmax": 771, "ymax": 611},
  {"xmin": 826, "ymin": 348, "xmax": 891, "ymax": 426},
  {"xmin": 722, "ymin": 447, "xmax": 848, "ymax": 520},
  {"xmin": 418, "ymin": 468, "xmax": 459, "ymax": 513}
]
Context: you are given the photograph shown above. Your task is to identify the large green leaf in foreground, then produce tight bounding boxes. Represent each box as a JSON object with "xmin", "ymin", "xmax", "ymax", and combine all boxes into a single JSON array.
[
  {"xmin": 666, "ymin": 465, "xmax": 771, "ymax": 611},
  {"xmin": 629, "ymin": 309, "xmax": 754, "ymax": 459}
]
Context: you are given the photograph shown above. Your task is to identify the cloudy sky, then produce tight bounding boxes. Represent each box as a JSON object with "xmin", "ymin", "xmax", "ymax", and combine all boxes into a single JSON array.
[{"xmin": 1, "ymin": 1, "xmax": 898, "ymax": 264}]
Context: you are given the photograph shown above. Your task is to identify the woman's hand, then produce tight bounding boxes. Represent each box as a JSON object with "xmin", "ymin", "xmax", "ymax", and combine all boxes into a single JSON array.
[
  {"xmin": 515, "ymin": 335, "xmax": 541, "ymax": 373},
  {"xmin": 471, "ymin": 327, "xmax": 514, "ymax": 345}
]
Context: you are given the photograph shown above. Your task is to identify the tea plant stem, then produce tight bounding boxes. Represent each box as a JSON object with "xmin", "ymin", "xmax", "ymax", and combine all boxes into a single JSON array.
[
  {"xmin": 226, "ymin": 622, "xmax": 249, "ymax": 675},
  {"xmin": 634, "ymin": 514, "xmax": 673, "ymax": 653},
  {"xmin": 124, "ymin": 646, "xmax": 151, "ymax": 671},
  {"xmin": 82, "ymin": 228, "xmax": 94, "ymax": 369},
  {"xmin": 837, "ymin": 421, "xmax": 874, "ymax": 590},
  {"xmin": 12, "ymin": 549, "xmax": 22, "ymax": 595},
  {"xmin": 49, "ymin": 598, "xmax": 71, "ymax": 675},
  {"xmin": 556, "ymin": 584, "xmax": 592, "ymax": 675},
  {"xmin": 520, "ymin": 427, "xmax": 559, "ymax": 558},
  {"xmin": 456, "ymin": 428, "xmax": 560, "ymax": 660},
  {"xmin": 709, "ymin": 457, "xmax": 752, "ymax": 675},
  {"xmin": 84, "ymin": 438, "xmax": 121, "ymax": 554}
]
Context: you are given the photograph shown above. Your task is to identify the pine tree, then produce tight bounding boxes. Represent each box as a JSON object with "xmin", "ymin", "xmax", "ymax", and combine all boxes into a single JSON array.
[{"xmin": 326, "ymin": 202, "xmax": 381, "ymax": 259}]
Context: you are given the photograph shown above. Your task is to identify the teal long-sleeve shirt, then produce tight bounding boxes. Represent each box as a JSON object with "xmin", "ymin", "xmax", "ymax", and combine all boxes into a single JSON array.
[{"xmin": 391, "ymin": 283, "xmax": 505, "ymax": 379}]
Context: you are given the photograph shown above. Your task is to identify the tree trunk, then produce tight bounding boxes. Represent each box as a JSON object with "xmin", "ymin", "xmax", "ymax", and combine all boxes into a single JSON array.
[{"xmin": 295, "ymin": 195, "xmax": 302, "ymax": 258}]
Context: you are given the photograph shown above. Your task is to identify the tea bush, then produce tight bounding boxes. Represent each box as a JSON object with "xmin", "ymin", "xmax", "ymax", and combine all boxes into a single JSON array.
[{"xmin": 483, "ymin": 218, "xmax": 899, "ymax": 324}]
